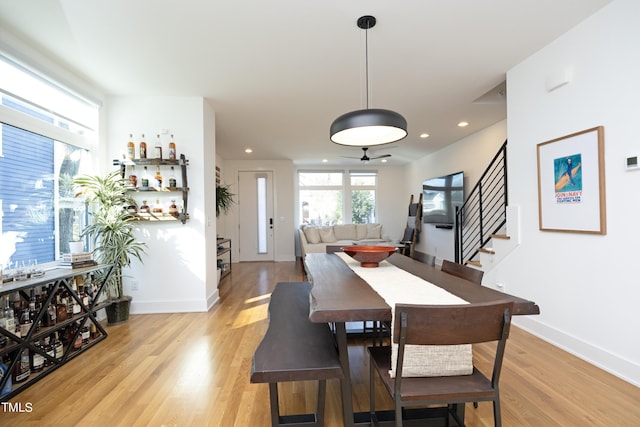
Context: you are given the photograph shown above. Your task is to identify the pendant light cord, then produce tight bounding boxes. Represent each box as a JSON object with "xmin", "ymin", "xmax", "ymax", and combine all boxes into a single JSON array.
[{"xmin": 365, "ymin": 20, "xmax": 370, "ymax": 109}]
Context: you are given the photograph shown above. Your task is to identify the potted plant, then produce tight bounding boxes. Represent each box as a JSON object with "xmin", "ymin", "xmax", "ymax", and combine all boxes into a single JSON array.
[
  {"xmin": 74, "ymin": 170, "xmax": 147, "ymax": 325},
  {"xmin": 216, "ymin": 183, "xmax": 235, "ymax": 217}
]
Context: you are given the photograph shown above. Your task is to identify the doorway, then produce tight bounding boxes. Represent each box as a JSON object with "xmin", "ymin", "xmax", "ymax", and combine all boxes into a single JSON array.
[{"xmin": 238, "ymin": 171, "xmax": 274, "ymax": 261}]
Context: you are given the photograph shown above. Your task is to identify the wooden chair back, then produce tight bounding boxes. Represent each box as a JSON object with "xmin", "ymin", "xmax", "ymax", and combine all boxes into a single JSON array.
[
  {"xmin": 441, "ymin": 259, "xmax": 484, "ymax": 284},
  {"xmin": 393, "ymin": 301, "xmax": 513, "ymax": 346}
]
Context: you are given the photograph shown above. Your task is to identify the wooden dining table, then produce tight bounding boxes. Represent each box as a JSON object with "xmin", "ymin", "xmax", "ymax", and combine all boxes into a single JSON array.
[{"xmin": 303, "ymin": 252, "xmax": 540, "ymax": 427}]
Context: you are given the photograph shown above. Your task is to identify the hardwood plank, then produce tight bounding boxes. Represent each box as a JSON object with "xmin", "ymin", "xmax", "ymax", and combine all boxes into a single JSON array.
[{"xmin": 3, "ymin": 260, "xmax": 638, "ymax": 426}]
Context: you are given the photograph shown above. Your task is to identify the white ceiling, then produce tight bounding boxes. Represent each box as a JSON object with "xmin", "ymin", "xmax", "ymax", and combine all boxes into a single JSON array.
[{"xmin": 0, "ymin": 0, "xmax": 612, "ymax": 166}]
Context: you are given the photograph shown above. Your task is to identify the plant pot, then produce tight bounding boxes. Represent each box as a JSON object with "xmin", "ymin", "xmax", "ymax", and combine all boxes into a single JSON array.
[
  {"xmin": 105, "ymin": 295, "xmax": 133, "ymax": 325},
  {"xmin": 69, "ymin": 241, "xmax": 84, "ymax": 253}
]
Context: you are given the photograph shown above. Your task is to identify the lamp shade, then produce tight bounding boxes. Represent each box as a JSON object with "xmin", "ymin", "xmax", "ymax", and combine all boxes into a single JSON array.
[{"xmin": 330, "ymin": 108, "xmax": 408, "ymax": 146}]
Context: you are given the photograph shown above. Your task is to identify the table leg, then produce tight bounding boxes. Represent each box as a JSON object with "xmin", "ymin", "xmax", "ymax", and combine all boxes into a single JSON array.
[{"xmin": 335, "ymin": 322, "xmax": 355, "ymax": 427}]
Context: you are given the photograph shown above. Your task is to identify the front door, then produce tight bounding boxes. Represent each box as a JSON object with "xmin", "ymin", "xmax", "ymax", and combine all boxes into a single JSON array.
[{"xmin": 238, "ymin": 171, "xmax": 274, "ymax": 261}]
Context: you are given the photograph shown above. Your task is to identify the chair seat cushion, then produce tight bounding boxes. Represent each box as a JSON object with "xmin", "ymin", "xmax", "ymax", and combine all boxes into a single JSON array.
[{"xmin": 369, "ymin": 346, "xmax": 496, "ymax": 403}]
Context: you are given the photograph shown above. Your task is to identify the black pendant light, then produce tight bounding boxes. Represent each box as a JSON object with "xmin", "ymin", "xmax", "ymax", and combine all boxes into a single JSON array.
[{"xmin": 330, "ymin": 15, "xmax": 407, "ymax": 147}]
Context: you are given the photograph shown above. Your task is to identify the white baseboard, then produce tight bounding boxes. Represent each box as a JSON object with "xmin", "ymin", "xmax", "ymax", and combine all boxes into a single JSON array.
[{"xmin": 514, "ymin": 316, "xmax": 640, "ymax": 387}]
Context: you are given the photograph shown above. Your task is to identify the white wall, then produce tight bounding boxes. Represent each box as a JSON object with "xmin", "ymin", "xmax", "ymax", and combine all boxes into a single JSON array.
[
  {"xmin": 106, "ymin": 96, "xmax": 219, "ymax": 313},
  {"xmin": 496, "ymin": 0, "xmax": 639, "ymax": 385},
  {"xmin": 405, "ymin": 121, "xmax": 507, "ymax": 263}
]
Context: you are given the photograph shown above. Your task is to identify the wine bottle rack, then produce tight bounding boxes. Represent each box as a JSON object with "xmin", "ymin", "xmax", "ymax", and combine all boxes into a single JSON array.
[{"xmin": 0, "ymin": 264, "xmax": 114, "ymax": 401}]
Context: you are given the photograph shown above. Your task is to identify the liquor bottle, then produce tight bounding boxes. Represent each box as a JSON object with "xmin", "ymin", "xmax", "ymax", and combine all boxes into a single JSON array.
[
  {"xmin": 127, "ymin": 133, "xmax": 135, "ymax": 160},
  {"xmin": 0, "ymin": 354, "xmax": 12, "ymax": 397},
  {"xmin": 81, "ymin": 324, "xmax": 90, "ymax": 345},
  {"xmin": 128, "ymin": 165, "xmax": 137, "ymax": 188},
  {"xmin": 168, "ymin": 134, "xmax": 176, "ymax": 160},
  {"xmin": 90, "ymin": 320, "xmax": 98, "ymax": 339},
  {"xmin": 71, "ymin": 280, "xmax": 81, "ymax": 315},
  {"xmin": 139, "ymin": 200, "xmax": 150, "ymax": 214},
  {"xmin": 29, "ymin": 340, "xmax": 44, "ymax": 373},
  {"xmin": 152, "ymin": 199, "xmax": 163, "ymax": 214},
  {"xmin": 28, "ymin": 289, "xmax": 41, "ymax": 332},
  {"xmin": 73, "ymin": 322, "xmax": 82, "ymax": 350},
  {"xmin": 0, "ymin": 307, "xmax": 6, "ymax": 348},
  {"xmin": 43, "ymin": 336, "xmax": 54, "ymax": 367},
  {"xmin": 154, "ymin": 166, "xmax": 163, "ymax": 188},
  {"xmin": 55, "ymin": 293, "xmax": 67, "ymax": 322},
  {"xmin": 19, "ymin": 306, "xmax": 32, "ymax": 337},
  {"xmin": 53, "ymin": 332, "xmax": 64, "ymax": 360},
  {"xmin": 154, "ymin": 134, "xmax": 163, "ymax": 159},
  {"xmin": 141, "ymin": 166, "xmax": 149, "ymax": 188},
  {"xmin": 139, "ymin": 134, "xmax": 147, "ymax": 159},
  {"xmin": 13, "ymin": 347, "xmax": 30, "ymax": 383},
  {"xmin": 3, "ymin": 295, "xmax": 15, "ymax": 332},
  {"xmin": 168, "ymin": 200, "xmax": 179, "ymax": 217},
  {"xmin": 168, "ymin": 166, "xmax": 177, "ymax": 188}
]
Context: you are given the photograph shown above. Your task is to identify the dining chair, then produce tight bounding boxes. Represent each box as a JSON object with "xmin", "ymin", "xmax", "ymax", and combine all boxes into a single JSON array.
[
  {"xmin": 412, "ymin": 252, "xmax": 435, "ymax": 267},
  {"xmin": 441, "ymin": 259, "xmax": 484, "ymax": 284},
  {"xmin": 368, "ymin": 301, "xmax": 514, "ymax": 427}
]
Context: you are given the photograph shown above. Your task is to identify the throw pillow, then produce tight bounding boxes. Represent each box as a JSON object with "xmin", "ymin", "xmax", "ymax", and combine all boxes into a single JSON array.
[
  {"xmin": 334, "ymin": 224, "xmax": 356, "ymax": 240},
  {"xmin": 303, "ymin": 226, "xmax": 321, "ymax": 244},
  {"xmin": 366, "ymin": 223, "xmax": 382, "ymax": 239},
  {"xmin": 355, "ymin": 224, "xmax": 368, "ymax": 240},
  {"xmin": 318, "ymin": 227, "xmax": 336, "ymax": 243}
]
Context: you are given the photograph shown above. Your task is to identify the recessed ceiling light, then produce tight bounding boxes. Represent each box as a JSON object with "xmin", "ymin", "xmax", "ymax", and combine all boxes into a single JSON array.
[
  {"xmin": 419, "ymin": 133, "xmax": 430, "ymax": 139},
  {"xmin": 457, "ymin": 121, "xmax": 469, "ymax": 127},
  {"xmin": 381, "ymin": 158, "xmax": 388, "ymax": 163},
  {"xmin": 322, "ymin": 159, "xmax": 328, "ymax": 163},
  {"xmin": 245, "ymin": 148, "xmax": 253, "ymax": 153}
]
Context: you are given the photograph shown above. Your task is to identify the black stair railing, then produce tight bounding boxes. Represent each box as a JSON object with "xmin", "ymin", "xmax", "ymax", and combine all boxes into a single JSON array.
[{"xmin": 455, "ymin": 140, "xmax": 508, "ymax": 265}]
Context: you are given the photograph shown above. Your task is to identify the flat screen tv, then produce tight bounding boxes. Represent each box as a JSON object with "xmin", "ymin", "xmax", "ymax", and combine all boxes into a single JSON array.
[{"xmin": 422, "ymin": 171, "xmax": 464, "ymax": 226}]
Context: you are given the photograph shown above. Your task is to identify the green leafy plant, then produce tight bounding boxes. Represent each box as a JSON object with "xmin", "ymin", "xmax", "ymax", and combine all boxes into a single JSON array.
[
  {"xmin": 216, "ymin": 184, "xmax": 235, "ymax": 217},
  {"xmin": 74, "ymin": 170, "xmax": 147, "ymax": 300}
]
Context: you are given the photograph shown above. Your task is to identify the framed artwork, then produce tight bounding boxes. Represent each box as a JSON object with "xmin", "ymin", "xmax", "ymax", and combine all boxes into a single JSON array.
[{"xmin": 536, "ymin": 126, "xmax": 606, "ymax": 234}]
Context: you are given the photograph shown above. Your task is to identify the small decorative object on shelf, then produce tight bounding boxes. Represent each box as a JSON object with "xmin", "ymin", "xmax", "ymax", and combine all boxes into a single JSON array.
[
  {"xmin": 154, "ymin": 134, "xmax": 163, "ymax": 159},
  {"xmin": 168, "ymin": 134, "xmax": 176, "ymax": 160},
  {"xmin": 139, "ymin": 134, "xmax": 147, "ymax": 159},
  {"xmin": 127, "ymin": 133, "xmax": 135, "ymax": 160}
]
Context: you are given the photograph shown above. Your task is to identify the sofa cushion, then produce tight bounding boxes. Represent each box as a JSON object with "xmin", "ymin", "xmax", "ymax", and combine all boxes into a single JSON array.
[
  {"xmin": 318, "ymin": 227, "xmax": 337, "ymax": 243},
  {"xmin": 303, "ymin": 226, "xmax": 321, "ymax": 244},
  {"xmin": 355, "ymin": 224, "xmax": 368, "ymax": 240},
  {"xmin": 366, "ymin": 223, "xmax": 382, "ymax": 239},
  {"xmin": 334, "ymin": 224, "xmax": 356, "ymax": 241}
]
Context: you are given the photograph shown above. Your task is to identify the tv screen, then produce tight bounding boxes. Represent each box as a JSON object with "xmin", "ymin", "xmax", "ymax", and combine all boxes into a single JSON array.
[{"xmin": 422, "ymin": 171, "xmax": 464, "ymax": 225}]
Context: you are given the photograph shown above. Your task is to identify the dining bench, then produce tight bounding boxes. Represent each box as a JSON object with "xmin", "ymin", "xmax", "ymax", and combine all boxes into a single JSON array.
[{"xmin": 250, "ymin": 281, "xmax": 343, "ymax": 427}]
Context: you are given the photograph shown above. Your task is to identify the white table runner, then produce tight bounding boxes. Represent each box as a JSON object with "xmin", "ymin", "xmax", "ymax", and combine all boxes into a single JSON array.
[{"xmin": 336, "ymin": 252, "xmax": 473, "ymax": 377}]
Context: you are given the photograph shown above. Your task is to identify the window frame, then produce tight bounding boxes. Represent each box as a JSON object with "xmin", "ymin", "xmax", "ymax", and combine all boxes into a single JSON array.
[{"xmin": 297, "ymin": 169, "xmax": 379, "ymax": 226}]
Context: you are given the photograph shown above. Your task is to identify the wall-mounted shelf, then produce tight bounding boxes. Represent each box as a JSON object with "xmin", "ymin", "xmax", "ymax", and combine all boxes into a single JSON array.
[{"xmin": 115, "ymin": 154, "xmax": 189, "ymax": 224}]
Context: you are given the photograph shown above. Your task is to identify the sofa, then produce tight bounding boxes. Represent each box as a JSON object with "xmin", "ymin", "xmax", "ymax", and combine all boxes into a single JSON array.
[{"xmin": 298, "ymin": 223, "xmax": 387, "ymax": 258}]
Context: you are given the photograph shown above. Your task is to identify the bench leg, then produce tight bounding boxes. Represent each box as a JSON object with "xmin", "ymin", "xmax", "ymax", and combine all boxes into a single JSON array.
[
  {"xmin": 269, "ymin": 383, "xmax": 281, "ymax": 427},
  {"xmin": 267, "ymin": 381, "xmax": 328, "ymax": 427},
  {"xmin": 316, "ymin": 380, "xmax": 327, "ymax": 426}
]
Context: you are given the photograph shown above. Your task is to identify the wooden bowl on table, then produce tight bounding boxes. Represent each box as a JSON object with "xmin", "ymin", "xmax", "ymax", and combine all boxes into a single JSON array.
[{"xmin": 341, "ymin": 245, "xmax": 397, "ymax": 268}]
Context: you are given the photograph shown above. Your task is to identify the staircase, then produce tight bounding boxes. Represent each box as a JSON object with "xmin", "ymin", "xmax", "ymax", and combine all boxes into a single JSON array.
[{"xmin": 454, "ymin": 140, "xmax": 519, "ymax": 272}]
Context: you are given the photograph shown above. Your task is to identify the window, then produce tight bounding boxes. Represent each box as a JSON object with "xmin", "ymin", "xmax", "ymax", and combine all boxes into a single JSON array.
[
  {"xmin": 298, "ymin": 170, "xmax": 377, "ymax": 226},
  {"xmin": 0, "ymin": 55, "xmax": 97, "ymax": 268}
]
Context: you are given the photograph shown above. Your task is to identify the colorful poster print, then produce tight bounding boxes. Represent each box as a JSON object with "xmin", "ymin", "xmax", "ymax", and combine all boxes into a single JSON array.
[{"xmin": 554, "ymin": 153, "xmax": 582, "ymax": 204}]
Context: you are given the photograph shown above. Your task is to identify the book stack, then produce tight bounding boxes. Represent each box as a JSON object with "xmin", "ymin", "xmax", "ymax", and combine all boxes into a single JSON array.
[{"xmin": 59, "ymin": 252, "xmax": 97, "ymax": 269}]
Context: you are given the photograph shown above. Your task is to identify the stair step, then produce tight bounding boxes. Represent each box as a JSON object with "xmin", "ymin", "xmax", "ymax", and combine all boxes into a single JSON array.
[
  {"xmin": 477, "ymin": 248, "xmax": 495, "ymax": 254},
  {"xmin": 490, "ymin": 234, "xmax": 510, "ymax": 240},
  {"xmin": 466, "ymin": 260, "xmax": 482, "ymax": 268}
]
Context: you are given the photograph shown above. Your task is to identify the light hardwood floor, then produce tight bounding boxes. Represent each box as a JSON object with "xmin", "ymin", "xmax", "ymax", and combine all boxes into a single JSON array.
[{"xmin": 3, "ymin": 261, "xmax": 639, "ymax": 426}]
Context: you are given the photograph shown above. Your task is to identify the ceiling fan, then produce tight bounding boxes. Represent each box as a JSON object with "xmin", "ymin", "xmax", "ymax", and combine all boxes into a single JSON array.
[{"xmin": 342, "ymin": 147, "xmax": 392, "ymax": 162}]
